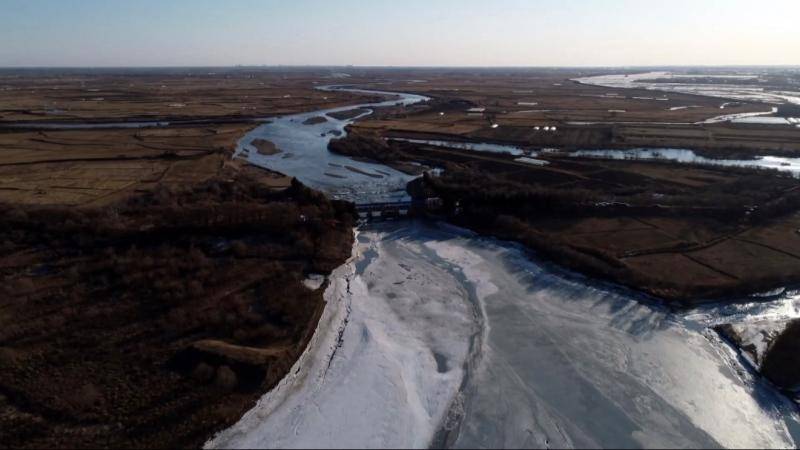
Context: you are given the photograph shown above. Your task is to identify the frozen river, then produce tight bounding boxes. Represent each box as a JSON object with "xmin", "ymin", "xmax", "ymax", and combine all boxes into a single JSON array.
[
  {"xmin": 574, "ymin": 71, "xmax": 800, "ymax": 106},
  {"xmin": 208, "ymin": 86, "xmax": 800, "ymax": 449}
]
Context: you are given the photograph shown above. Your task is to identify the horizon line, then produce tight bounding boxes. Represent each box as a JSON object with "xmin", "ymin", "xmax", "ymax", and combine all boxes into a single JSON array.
[{"xmin": 1, "ymin": 64, "xmax": 800, "ymax": 70}]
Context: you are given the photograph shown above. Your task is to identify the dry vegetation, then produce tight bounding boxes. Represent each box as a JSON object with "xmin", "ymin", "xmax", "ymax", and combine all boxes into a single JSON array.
[
  {"xmin": 0, "ymin": 168, "xmax": 356, "ymax": 448},
  {"xmin": 346, "ymin": 70, "xmax": 800, "ymax": 155},
  {"xmin": 420, "ymin": 160, "xmax": 800, "ymax": 301},
  {"xmin": 0, "ymin": 124, "xmax": 297, "ymax": 207},
  {"xmin": 356, "ymin": 69, "xmax": 759, "ymax": 123},
  {"xmin": 0, "ymin": 68, "xmax": 370, "ymax": 448},
  {"xmin": 0, "ymin": 68, "xmax": 376, "ymax": 123},
  {"xmin": 762, "ymin": 320, "xmax": 800, "ymax": 391},
  {"xmin": 333, "ymin": 134, "xmax": 800, "ymax": 302},
  {"xmin": 328, "ymin": 134, "xmax": 426, "ymax": 175}
]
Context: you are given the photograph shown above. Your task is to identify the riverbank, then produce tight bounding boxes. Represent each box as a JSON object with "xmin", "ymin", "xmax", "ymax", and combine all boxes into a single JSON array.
[
  {"xmin": 206, "ymin": 224, "xmax": 481, "ymax": 448},
  {"xmin": 715, "ymin": 317, "xmax": 800, "ymax": 395},
  {"xmin": 355, "ymin": 121, "xmax": 800, "ymax": 157},
  {"xmin": 0, "ymin": 167, "xmax": 356, "ymax": 448},
  {"xmin": 415, "ymin": 163, "xmax": 800, "ymax": 303},
  {"xmin": 0, "ymin": 89, "xmax": 363, "ymax": 446},
  {"xmin": 326, "ymin": 133, "xmax": 800, "ymax": 303}
]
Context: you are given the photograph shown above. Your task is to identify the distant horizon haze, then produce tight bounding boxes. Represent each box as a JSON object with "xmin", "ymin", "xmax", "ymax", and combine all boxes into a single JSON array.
[{"xmin": 1, "ymin": 0, "xmax": 798, "ymax": 68}]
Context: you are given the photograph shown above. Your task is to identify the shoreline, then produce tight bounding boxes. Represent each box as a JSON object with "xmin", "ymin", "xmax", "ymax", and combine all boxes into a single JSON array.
[
  {"xmin": 327, "ymin": 132, "xmax": 800, "ymax": 305},
  {"xmin": 205, "ymin": 230, "xmax": 360, "ymax": 448},
  {"xmin": 207, "ymin": 224, "xmax": 480, "ymax": 448}
]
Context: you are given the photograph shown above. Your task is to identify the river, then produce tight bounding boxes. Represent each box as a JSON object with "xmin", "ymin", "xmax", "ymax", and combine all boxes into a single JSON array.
[
  {"xmin": 236, "ymin": 86, "xmax": 429, "ymax": 203},
  {"xmin": 206, "ymin": 86, "xmax": 800, "ymax": 449},
  {"xmin": 574, "ymin": 71, "xmax": 800, "ymax": 107}
]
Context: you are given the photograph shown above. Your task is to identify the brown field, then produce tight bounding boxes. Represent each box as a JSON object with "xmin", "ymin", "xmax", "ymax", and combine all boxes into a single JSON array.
[
  {"xmin": 0, "ymin": 69, "xmax": 378, "ymax": 123},
  {"xmin": 0, "ymin": 124, "xmax": 299, "ymax": 207},
  {"xmin": 358, "ymin": 71, "xmax": 763, "ymax": 122},
  {"xmin": 346, "ymin": 70, "xmax": 800, "ymax": 155},
  {"xmin": 0, "ymin": 69, "xmax": 367, "ymax": 448},
  {"xmin": 0, "ymin": 116, "xmax": 353, "ymax": 447},
  {"xmin": 0, "ymin": 174, "xmax": 355, "ymax": 448},
  {"xmin": 325, "ymin": 68, "xmax": 800, "ymax": 300},
  {"xmin": 335, "ymin": 134, "xmax": 800, "ymax": 302}
]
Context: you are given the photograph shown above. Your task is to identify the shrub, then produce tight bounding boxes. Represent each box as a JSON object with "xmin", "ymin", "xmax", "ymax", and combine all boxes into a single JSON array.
[
  {"xmin": 187, "ymin": 280, "xmax": 204, "ymax": 298},
  {"xmin": 191, "ymin": 362, "xmax": 215, "ymax": 383},
  {"xmin": 762, "ymin": 320, "xmax": 800, "ymax": 390},
  {"xmin": 231, "ymin": 241, "xmax": 248, "ymax": 258},
  {"xmin": 214, "ymin": 365, "xmax": 238, "ymax": 391}
]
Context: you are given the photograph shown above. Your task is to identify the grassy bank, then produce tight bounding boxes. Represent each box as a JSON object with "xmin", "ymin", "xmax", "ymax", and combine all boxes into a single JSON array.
[{"xmin": 0, "ymin": 145, "xmax": 356, "ymax": 448}]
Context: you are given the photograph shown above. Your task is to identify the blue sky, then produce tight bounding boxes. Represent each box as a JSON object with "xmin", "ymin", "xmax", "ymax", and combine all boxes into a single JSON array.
[{"xmin": 1, "ymin": 0, "xmax": 798, "ymax": 67}]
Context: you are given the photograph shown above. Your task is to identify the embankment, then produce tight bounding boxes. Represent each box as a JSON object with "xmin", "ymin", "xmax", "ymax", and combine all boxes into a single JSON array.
[{"xmin": 0, "ymin": 168, "xmax": 356, "ymax": 448}]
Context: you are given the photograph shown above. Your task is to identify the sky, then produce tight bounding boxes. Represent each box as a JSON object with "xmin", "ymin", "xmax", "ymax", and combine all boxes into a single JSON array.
[{"xmin": 1, "ymin": 0, "xmax": 798, "ymax": 67}]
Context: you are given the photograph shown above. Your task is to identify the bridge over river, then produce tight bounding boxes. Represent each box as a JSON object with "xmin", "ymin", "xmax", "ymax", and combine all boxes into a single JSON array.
[{"xmin": 355, "ymin": 201, "xmax": 416, "ymax": 221}]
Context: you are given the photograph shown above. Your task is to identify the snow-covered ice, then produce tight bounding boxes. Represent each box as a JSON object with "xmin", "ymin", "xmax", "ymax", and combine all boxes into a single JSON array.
[
  {"xmin": 207, "ymin": 227, "xmax": 480, "ymax": 448},
  {"xmin": 208, "ymin": 222, "xmax": 799, "ymax": 449},
  {"xmin": 575, "ymin": 71, "xmax": 800, "ymax": 106}
]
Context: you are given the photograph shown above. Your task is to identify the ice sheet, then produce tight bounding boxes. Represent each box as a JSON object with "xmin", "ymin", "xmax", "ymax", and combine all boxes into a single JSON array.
[{"xmin": 209, "ymin": 222, "xmax": 799, "ymax": 449}]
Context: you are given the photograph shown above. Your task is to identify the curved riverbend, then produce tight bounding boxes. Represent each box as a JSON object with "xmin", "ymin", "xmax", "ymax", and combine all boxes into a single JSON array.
[
  {"xmin": 208, "ymin": 86, "xmax": 800, "ymax": 449},
  {"xmin": 235, "ymin": 86, "xmax": 429, "ymax": 203}
]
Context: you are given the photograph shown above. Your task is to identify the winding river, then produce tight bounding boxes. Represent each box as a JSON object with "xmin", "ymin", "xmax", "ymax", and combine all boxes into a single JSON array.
[
  {"xmin": 207, "ymin": 86, "xmax": 800, "ymax": 449},
  {"xmin": 237, "ymin": 86, "xmax": 428, "ymax": 203}
]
